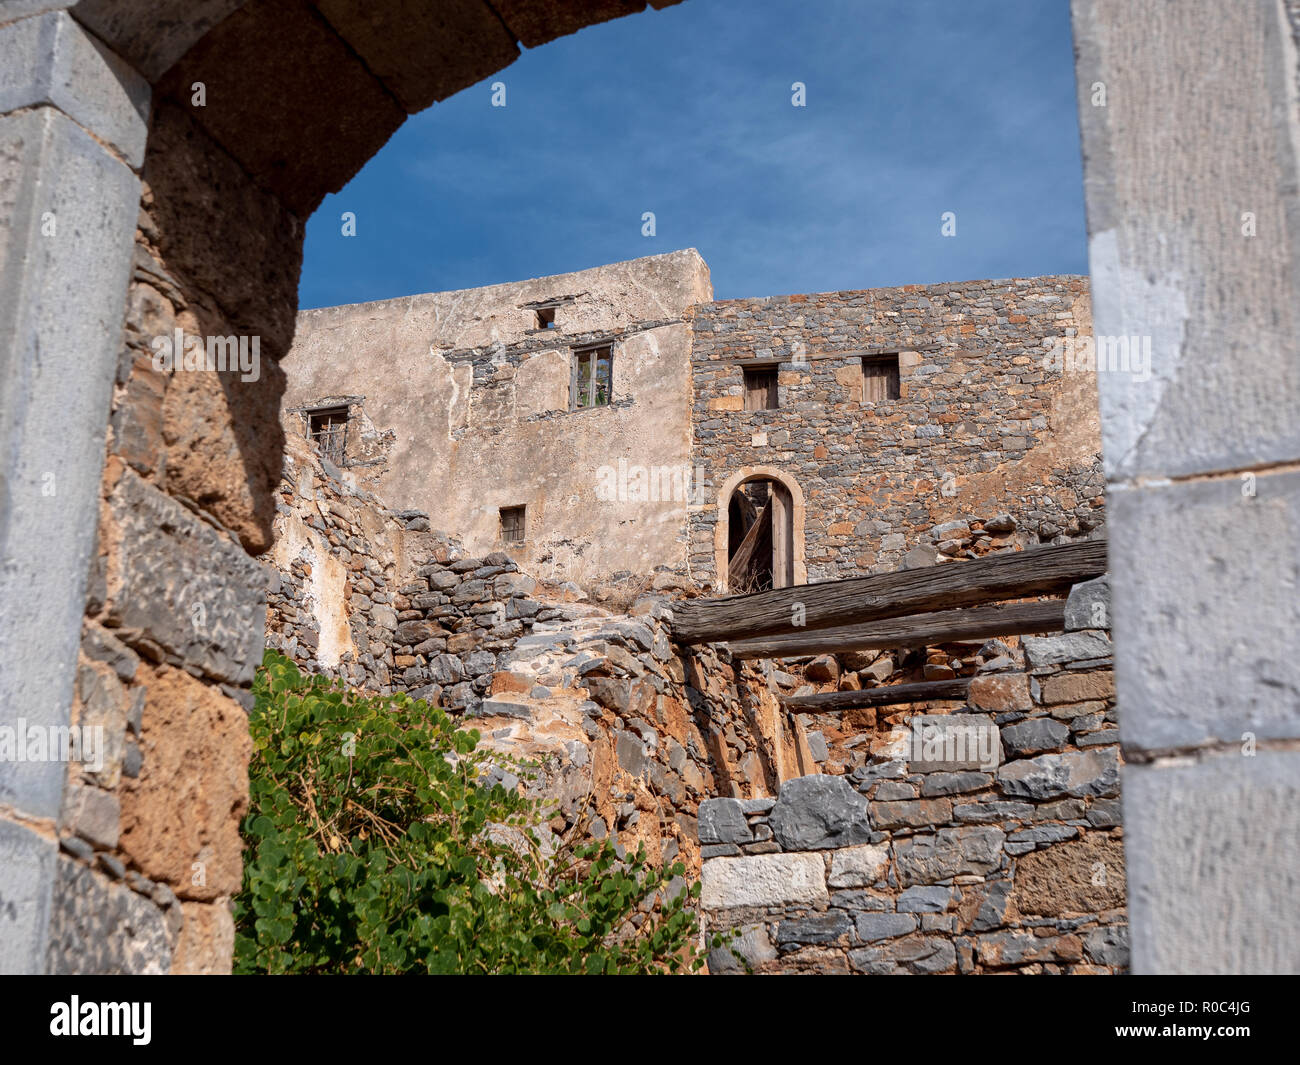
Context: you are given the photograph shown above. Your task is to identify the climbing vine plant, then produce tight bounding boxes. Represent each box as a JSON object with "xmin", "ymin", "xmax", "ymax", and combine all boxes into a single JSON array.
[{"xmin": 234, "ymin": 652, "xmax": 704, "ymax": 974}]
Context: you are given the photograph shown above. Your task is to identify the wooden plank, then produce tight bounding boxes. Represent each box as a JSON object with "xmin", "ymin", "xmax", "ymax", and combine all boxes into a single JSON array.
[
  {"xmin": 728, "ymin": 600, "xmax": 1065, "ymax": 660},
  {"xmin": 781, "ymin": 678, "xmax": 971, "ymax": 714},
  {"xmin": 670, "ymin": 539, "xmax": 1107, "ymax": 644},
  {"xmin": 729, "ymin": 500, "xmax": 772, "ymax": 591}
]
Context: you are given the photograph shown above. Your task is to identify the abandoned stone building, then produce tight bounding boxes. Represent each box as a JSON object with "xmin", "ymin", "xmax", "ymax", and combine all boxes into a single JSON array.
[
  {"xmin": 255, "ymin": 251, "xmax": 1124, "ymax": 974},
  {"xmin": 285, "ymin": 250, "xmax": 1103, "ymax": 592},
  {"xmin": 5, "ymin": 0, "xmax": 1296, "ymax": 980}
]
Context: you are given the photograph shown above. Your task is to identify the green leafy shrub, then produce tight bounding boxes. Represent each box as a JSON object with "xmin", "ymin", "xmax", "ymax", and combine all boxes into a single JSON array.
[{"xmin": 234, "ymin": 651, "xmax": 703, "ymax": 974}]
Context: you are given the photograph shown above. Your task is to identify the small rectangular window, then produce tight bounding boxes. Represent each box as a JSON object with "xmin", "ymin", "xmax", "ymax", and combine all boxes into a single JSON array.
[
  {"xmin": 535, "ymin": 306, "xmax": 556, "ymax": 329},
  {"xmin": 862, "ymin": 354, "xmax": 900, "ymax": 403},
  {"xmin": 500, "ymin": 505, "xmax": 526, "ymax": 544},
  {"xmin": 572, "ymin": 346, "xmax": 612, "ymax": 409},
  {"xmin": 307, "ymin": 406, "xmax": 348, "ymax": 464},
  {"xmin": 743, "ymin": 366, "xmax": 779, "ymax": 410}
]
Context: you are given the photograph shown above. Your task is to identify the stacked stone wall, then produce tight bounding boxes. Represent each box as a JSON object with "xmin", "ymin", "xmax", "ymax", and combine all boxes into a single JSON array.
[
  {"xmin": 687, "ymin": 277, "xmax": 1103, "ymax": 585},
  {"xmin": 699, "ymin": 578, "xmax": 1127, "ymax": 974},
  {"xmin": 264, "ymin": 440, "xmax": 820, "ymax": 876}
]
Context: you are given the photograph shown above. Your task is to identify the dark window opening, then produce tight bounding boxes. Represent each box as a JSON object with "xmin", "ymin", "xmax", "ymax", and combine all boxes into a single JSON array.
[
  {"xmin": 307, "ymin": 406, "xmax": 349, "ymax": 464},
  {"xmin": 535, "ymin": 306, "xmax": 556, "ymax": 329},
  {"xmin": 572, "ymin": 346, "xmax": 612, "ymax": 409},
  {"xmin": 743, "ymin": 365, "xmax": 779, "ymax": 410},
  {"xmin": 862, "ymin": 354, "xmax": 901, "ymax": 403},
  {"xmin": 500, "ymin": 505, "xmax": 526, "ymax": 544}
]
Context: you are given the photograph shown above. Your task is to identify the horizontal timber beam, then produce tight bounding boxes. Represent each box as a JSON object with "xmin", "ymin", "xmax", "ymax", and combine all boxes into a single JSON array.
[
  {"xmin": 781, "ymin": 678, "xmax": 971, "ymax": 714},
  {"xmin": 728, "ymin": 600, "xmax": 1066, "ymax": 660},
  {"xmin": 670, "ymin": 539, "xmax": 1107, "ymax": 644}
]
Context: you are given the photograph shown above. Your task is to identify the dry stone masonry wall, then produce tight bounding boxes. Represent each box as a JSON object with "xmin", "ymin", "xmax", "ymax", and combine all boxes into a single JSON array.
[
  {"xmin": 265, "ymin": 439, "xmax": 819, "ymax": 876},
  {"xmin": 688, "ymin": 277, "xmax": 1103, "ymax": 583},
  {"xmin": 699, "ymin": 577, "xmax": 1127, "ymax": 974}
]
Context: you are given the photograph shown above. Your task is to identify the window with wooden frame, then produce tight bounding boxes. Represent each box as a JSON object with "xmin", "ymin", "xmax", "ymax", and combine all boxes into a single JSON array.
[
  {"xmin": 743, "ymin": 365, "xmax": 779, "ymax": 410},
  {"xmin": 499, "ymin": 505, "xmax": 526, "ymax": 544},
  {"xmin": 571, "ymin": 345, "xmax": 612, "ymax": 409},
  {"xmin": 306, "ymin": 406, "xmax": 349, "ymax": 464},
  {"xmin": 862, "ymin": 354, "xmax": 901, "ymax": 403}
]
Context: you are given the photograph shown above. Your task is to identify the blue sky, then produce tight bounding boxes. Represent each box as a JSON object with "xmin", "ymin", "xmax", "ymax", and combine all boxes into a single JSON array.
[{"xmin": 298, "ymin": 0, "xmax": 1086, "ymax": 308}]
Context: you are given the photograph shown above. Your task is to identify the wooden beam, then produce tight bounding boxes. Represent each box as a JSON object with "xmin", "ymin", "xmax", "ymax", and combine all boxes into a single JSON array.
[
  {"xmin": 670, "ymin": 539, "xmax": 1107, "ymax": 645},
  {"xmin": 728, "ymin": 499, "xmax": 771, "ymax": 587},
  {"xmin": 728, "ymin": 600, "xmax": 1066, "ymax": 660},
  {"xmin": 781, "ymin": 678, "xmax": 971, "ymax": 714}
]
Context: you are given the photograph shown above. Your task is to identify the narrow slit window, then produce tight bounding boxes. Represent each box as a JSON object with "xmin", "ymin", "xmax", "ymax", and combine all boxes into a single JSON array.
[
  {"xmin": 862, "ymin": 354, "xmax": 900, "ymax": 403},
  {"xmin": 743, "ymin": 365, "xmax": 779, "ymax": 410},
  {"xmin": 535, "ymin": 306, "xmax": 556, "ymax": 329},
  {"xmin": 500, "ymin": 505, "xmax": 526, "ymax": 544},
  {"xmin": 572, "ymin": 346, "xmax": 612, "ymax": 409},
  {"xmin": 307, "ymin": 406, "xmax": 349, "ymax": 464}
]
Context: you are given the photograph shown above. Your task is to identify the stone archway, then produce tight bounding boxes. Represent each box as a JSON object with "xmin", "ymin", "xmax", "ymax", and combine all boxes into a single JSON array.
[
  {"xmin": 714, "ymin": 467, "xmax": 806, "ymax": 593},
  {"xmin": 5, "ymin": 0, "xmax": 1297, "ymax": 978},
  {"xmin": 0, "ymin": 0, "xmax": 689, "ymax": 976}
]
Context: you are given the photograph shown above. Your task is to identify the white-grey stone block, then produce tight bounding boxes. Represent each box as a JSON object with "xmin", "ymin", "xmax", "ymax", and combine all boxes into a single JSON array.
[
  {"xmin": 0, "ymin": 819, "xmax": 57, "ymax": 974},
  {"xmin": 0, "ymin": 11, "xmax": 149, "ymax": 166},
  {"xmin": 1075, "ymin": 0, "xmax": 1300, "ymax": 482},
  {"xmin": 827, "ymin": 842, "xmax": 890, "ymax": 888},
  {"xmin": 1122, "ymin": 751, "xmax": 1300, "ymax": 974},
  {"xmin": 701, "ymin": 852, "xmax": 827, "ymax": 910},
  {"xmin": 1109, "ymin": 472, "xmax": 1300, "ymax": 750},
  {"xmin": 907, "ymin": 714, "xmax": 1003, "ymax": 772},
  {"xmin": 0, "ymin": 106, "xmax": 139, "ymax": 818}
]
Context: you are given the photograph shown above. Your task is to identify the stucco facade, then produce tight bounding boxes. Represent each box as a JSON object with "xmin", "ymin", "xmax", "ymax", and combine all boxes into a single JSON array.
[{"xmin": 283, "ymin": 249, "xmax": 712, "ymax": 586}]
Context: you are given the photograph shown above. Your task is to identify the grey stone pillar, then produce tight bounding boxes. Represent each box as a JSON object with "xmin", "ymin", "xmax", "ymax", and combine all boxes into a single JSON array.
[
  {"xmin": 0, "ymin": 5, "xmax": 146, "ymax": 973},
  {"xmin": 1072, "ymin": 0, "xmax": 1300, "ymax": 972}
]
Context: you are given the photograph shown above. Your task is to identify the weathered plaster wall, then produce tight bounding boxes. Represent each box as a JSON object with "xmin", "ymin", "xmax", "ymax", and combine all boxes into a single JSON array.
[
  {"xmin": 283, "ymin": 250, "xmax": 712, "ymax": 586},
  {"xmin": 688, "ymin": 277, "xmax": 1102, "ymax": 586}
]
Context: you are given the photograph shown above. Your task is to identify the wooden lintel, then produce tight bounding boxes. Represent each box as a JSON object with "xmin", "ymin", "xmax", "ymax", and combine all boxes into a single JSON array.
[
  {"xmin": 669, "ymin": 539, "xmax": 1107, "ymax": 645},
  {"xmin": 728, "ymin": 600, "xmax": 1065, "ymax": 660},
  {"xmin": 781, "ymin": 678, "xmax": 971, "ymax": 714}
]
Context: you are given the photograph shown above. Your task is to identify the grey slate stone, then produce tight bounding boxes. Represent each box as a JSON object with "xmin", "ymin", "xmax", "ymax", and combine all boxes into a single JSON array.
[
  {"xmin": 1064, "ymin": 576, "xmax": 1110, "ymax": 632},
  {"xmin": 1023, "ymin": 631, "xmax": 1113, "ymax": 668},
  {"xmin": 896, "ymin": 886, "xmax": 957, "ymax": 913},
  {"xmin": 894, "ymin": 826, "xmax": 1006, "ymax": 886},
  {"xmin": 697, "ymin": 798, "xmax": 751, "ymax": 845},
  {"xmin": 707, "ymin": 924, "xmax": 777, "ymax": 974},
  {"xmin": 1001, "ymin": 717, "xmax": 1070, "ymax": 755},
  {"xmin": 0, "ymin": 105, "xmax": 140, "ymax": 820},
  {"xmin": 769, "ymin": 774, "xmax": 875, "ymax": 851},
  {"xmin": 997, "ymin": 748, "xmax": 1120, "ymax": 800},
  {"xmin": 855, "ymin": 913, "xmax": 918, "ymax": 942},
  {"xmin": 919, "ymin": 771, "xmax": 990, "ymax": 796},
  {"xmin": 1084, "ymin": 925, "xmax": 1129, "ymax": 967},
  {"xmin": 777, "ymin": 911, "xmax": 853, "ymax": 947}
]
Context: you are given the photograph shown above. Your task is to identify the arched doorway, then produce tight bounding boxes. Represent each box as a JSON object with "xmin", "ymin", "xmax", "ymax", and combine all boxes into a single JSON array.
[{"xmin": 715, "ymin": 468, "xmax": 806, "ymax": 593}]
